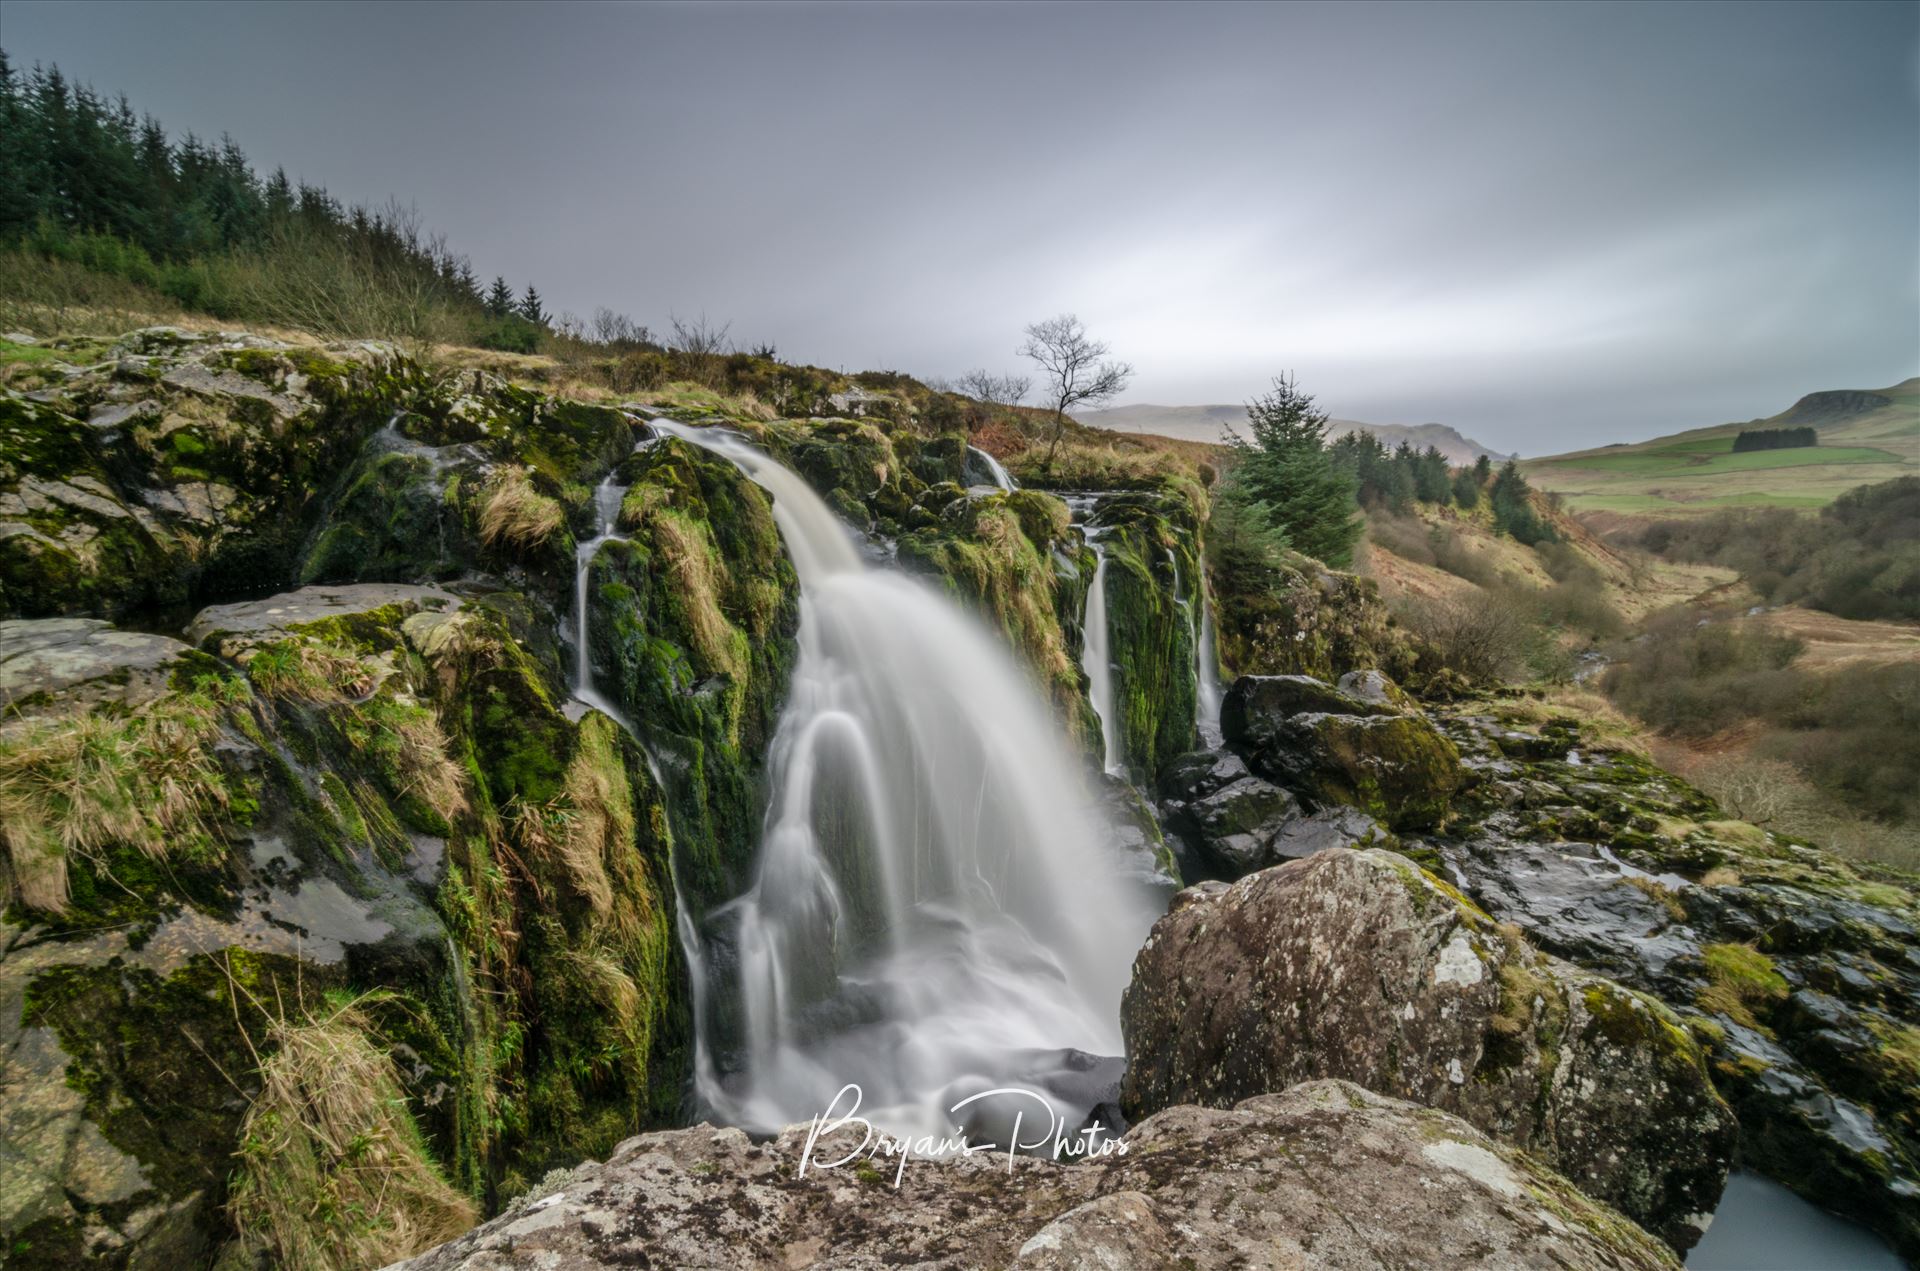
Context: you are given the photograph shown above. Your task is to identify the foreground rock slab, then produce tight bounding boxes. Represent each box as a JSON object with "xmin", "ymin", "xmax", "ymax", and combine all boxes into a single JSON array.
[
  {"xmin": 394, "ymin": 1079, "xmax": 1676, "ymax": 1270},
  {"xmin": 1121, "ymin": 849, "xmax": 1734, "ymax": 1251}
]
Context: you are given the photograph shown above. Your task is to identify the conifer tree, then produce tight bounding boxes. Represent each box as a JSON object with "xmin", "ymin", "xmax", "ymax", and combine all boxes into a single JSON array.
[
  {"xmin": 518, "ymin": 283, "xmax": 546, "ymax": 326},
  {"xmin": 1228, "ymin": 373, "xmax": 1362, "ymax": 568},
  {"xmin": 485, "ymin": 276, "xmax": 515, "ymax": 317}
]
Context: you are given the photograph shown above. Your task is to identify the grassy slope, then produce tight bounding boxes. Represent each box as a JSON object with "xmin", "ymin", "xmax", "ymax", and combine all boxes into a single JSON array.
[{"xmin": 1523, "ymin": 378, "xmax": 1920, "ymax": 518}]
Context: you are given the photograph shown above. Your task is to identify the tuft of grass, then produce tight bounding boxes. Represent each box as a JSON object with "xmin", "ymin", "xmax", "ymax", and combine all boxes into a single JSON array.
[
  {"xmin": 0, "ymin": 691, "xmax": 230, "ymax": 913},
  {"xmin": 226, "ymin": 998, "xmax": 477, "ymax": 1270},
  {"xmin": 350, "ymin": 695, "xmax": 469, "ymax": 827},
  {"xmin": 1622, "ymin": 874, "xmax": 1687, "ymax": 921},
  {"xmin": 478, "ymin": 464, "xmax": 565, "ymax": 554},
  {"xmin": 1696, "ymin": 941, "xmax": 1789, "ymax": 1029},
  {"xmin": 247, "ymin": 639, "xmax": 373, "ymax": 704},
  {"xmin": 649, "ymin": 507, "xmax": 745, "ymax": 679},
  {"xmin": 1700, "ymin": 866, "xmax": 1742, "ymax": 887}
]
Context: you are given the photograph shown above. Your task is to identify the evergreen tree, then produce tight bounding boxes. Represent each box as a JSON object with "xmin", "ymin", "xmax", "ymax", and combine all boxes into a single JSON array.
[
  {"xmin": 1411, "ymin": 445, "xmax": 1453, "ymax": 504},
  {"xmin": 1489, "ymin": 460, "xmax": 1556, "ymax": 545},
  {"xmin": 1227, "ymin": 373, "xmax": 1362, "ymax": 568},
  {"xmin": 485, "ymin": 276, "xmax": 515, "ymax": 317},
  {"xmin": 1452, "ymin": 466, "xmax": 1482, "ymax": 508},
  {"xmin": 518, "ymin": 283, "xmax": 547, "ymax": 326}
]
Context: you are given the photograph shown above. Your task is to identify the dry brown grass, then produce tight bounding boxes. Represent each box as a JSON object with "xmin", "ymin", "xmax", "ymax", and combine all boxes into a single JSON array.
[
  {"xmin": 0, "ymin": 695, "xmax": 229, "ymax": 913},
  {"xmin": 225, "ymin": 998, "xmax": 476, "ymax": 1270},
  {"xmin": 380, "ymin": 700, "xmax": 469, "ymax": 825},
  {"xmin": 648, "ymin": 507, "xmax": 744, "ymax": 679},
  {"xmin": 478, "ymin": 465, "xmax": 565, "ymax": 554}
]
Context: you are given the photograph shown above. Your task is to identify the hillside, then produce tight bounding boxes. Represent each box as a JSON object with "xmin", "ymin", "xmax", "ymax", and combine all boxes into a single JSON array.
[
  {"xmin": 1081, "ymin": 403, "xmax": 1507, "ymax": 464},
  {"xmin": 1523, "ymin": 377, "xmax": 1920, "ymax": 519}
]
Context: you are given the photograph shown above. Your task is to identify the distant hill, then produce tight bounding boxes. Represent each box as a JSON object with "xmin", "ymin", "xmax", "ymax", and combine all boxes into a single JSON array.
[
  {"xmin": 1523, "ymin": 377, "xmax": 1920, "ymax": 519},
  {"xmin": 1079, "ymin": 404, "xmax": 1509, "ymax": 466}
]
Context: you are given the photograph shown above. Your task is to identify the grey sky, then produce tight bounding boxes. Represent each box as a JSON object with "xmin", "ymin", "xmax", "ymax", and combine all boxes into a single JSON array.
[{"xmin": 4, "ymin": 0, "xmax": 1916, "ymax": 453}]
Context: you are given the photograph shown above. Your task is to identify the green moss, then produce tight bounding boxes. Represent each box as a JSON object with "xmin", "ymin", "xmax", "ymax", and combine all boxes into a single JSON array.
[
  {"xmin": 591, "ymin": 442, "xmax": 799, "ymax": 915},
  {"xmin": 1696, "ymin": 942, "xmax": 1788, "ymax": 1029}
]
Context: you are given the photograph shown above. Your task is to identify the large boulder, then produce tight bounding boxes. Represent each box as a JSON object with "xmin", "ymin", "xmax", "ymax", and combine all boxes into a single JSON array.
[
  {"xmin": 1120, "ymin": 849, "xmax": 1736, "ymax": 1250},
  {"xmin": 0, "ymin": 332, "xmax": 412, "ymax": 620},
  {"xmin": 395, "ymin": 1079, "xmax": 1679, "ymax": 1270}
]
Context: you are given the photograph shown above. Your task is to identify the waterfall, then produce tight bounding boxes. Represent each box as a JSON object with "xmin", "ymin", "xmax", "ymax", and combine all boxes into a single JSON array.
[
  {"xmin": 1080, "ymin": 546, "xmax": 1125, "ymax": 777},
  {"xmin": 570, "ymin": 473, "xmax": 639, "ymax": 733},
  {"xmin": 966, "ymin": 445, "xmax": 1017, "ymax": 493},
  {"xmin": 1195, "ymin": 580, "xmax": 1225, "ymax": 745},
  {"xmin": 653, "ymin": 421, "xmax": 1162, "ymax": 1140}
]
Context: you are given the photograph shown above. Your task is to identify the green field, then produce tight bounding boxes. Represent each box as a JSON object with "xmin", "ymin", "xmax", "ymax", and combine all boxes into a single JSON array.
[{"xmin": 1525, "ymin": 377, "xmax": 1919, "ymax": 517}]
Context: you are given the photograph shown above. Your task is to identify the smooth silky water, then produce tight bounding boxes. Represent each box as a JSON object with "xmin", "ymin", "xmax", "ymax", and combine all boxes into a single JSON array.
[{"xmin": 649, "ymin": 422, "xmax": 1165, "ymax": 1142}]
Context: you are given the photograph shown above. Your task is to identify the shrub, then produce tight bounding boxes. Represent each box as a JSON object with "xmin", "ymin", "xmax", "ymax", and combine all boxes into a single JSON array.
[{"xmin": 1394, "ymin": 591, "xmax": 1540, "ymax": 685}]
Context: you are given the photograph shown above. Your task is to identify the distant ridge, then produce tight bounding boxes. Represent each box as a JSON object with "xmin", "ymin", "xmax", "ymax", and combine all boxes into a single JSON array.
[{"xmin": 1079, "ymin": 404, "xmax": 1509, "ymax": 465}]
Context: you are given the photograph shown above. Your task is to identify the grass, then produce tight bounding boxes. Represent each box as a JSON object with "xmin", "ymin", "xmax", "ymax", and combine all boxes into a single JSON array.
[
  {"xmin": 247, "ymin": 639, "xmax": 375, "ymax": 704},
  {"xmin": 0, "ymin": 690, "xmax": 232, "ymax": 913},
  {"xmin": 1523, "ymin": 383, "xmax": 1917, "ymax": 520},
  {"xmin": 478, "ymin": 465, "xmax": 566, "ymax": 554},
  {"xmin": 225, "ymin": 996, "xmax": 477, "ymax": 1271},
  {"xmin": 1696, "ymin": 941, "xmax": 1789, "ymax": 1029},
  {"xmin": 648, "ymin": 506, "xmax": 746, "ymax": 680}
]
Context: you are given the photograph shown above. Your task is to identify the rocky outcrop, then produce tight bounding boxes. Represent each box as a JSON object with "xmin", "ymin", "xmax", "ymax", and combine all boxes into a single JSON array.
[
  {"xmin": 1155, "ymin": 746, "xmax": 1394, "ymax": 879},
  {"xmin": 1208, "ymin": 545, "xmax": 1413, "ymax": 684},
  {"xmin": 0, "ymin": 331, "xmax": 416, "ymax": 620},
  {"xmin": 1428, "ymin": 699, "xmax": 1920, "ymax": 1258},
  {"xmin": 396, "ymin": 1079, "xmax": 1679, "ymax": 1270},
  {"xmin": 1121, "ymin": 849, "xmax": 1735, "ymax": 1250},
  {"xmin": 1221, "ymin": 672, "xmax": 1467, "ymax": 831}
]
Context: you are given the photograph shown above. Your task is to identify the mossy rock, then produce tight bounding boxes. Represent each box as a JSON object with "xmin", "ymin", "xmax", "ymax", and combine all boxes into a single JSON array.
[
  {"xmin": 590, "ymin": 441, "xmax": 799, "ymax": 917},
  {"xmin": 1259, "ymin": 711, "xmax": 1466, "ymax": 831}
]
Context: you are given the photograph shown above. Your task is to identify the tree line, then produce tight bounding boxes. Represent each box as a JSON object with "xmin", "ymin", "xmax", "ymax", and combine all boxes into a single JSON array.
[
  {"xmin": 0, "ymin": 51, "xmax": 556, "ymax": 349},
  {"xmin": 1731, "ymin": 427, "xmax": 1818, "ymax": 452}
]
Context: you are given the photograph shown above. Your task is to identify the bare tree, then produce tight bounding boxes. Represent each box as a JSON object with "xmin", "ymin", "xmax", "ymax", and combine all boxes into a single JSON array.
[
  {"xmin": 669, "ymin": 313, "xmax": 733, "ymax": 387},
  {"xmin": 592, "ymin": 307, "xmax": 653, "ymax": 348},
  {"xmin": 957, "ymin": 369, "xmax": 1032, "ymax": 406},
  {"xmin": 1018, "ymin": 315, "xmax": 1132, "ymax": 467},
  {"xmin": 669, "ymin": 313, "xmax": 733, "ymax": 357}
]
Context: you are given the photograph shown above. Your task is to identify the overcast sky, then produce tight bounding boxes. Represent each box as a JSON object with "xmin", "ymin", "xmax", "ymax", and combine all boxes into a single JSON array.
[{"xmin": 4, "ymin": 0, "xmax": 1916, "ymax": 453}]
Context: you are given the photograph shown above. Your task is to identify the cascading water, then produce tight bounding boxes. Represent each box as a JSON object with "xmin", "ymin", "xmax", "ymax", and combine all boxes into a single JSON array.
[
  {"xmin": 1195, "ymin": 581, "xmax": 1225, "ymax": 745},
  {"xmin": 1079, "ymin": 545, "xmax": 1125, "ymax": 778},
  {"xmin": 653, "ymin": 421, "xmax": 1163, "ymax": 1140},
  {"xmin": 967, "ymin": 444, "xmax": 1017, "ymax": 493},
  {"xmin": 570, "ymin": 474, "xmax": 638, "ymax": 732}
]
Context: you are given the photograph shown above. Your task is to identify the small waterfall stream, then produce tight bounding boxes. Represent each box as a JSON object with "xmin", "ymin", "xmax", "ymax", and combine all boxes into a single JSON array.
[
  {"xmin": 1195, "ymin": 581, "xmax": 1225, "ymax": 744},
  {"xmin": 1080, "ymin": 545, "xmax": 1125, "ymax": 777},
  {"xmin": 570, "ymin": 474, "xmax": 638, "ymax": 733},
  {"xmin": 653, "ymin": 421, "xmax": 1162, "ymax": 1139},
  {"xmin": 966, "ymin": 445, "xmax": 1017, "ymax": 493}
]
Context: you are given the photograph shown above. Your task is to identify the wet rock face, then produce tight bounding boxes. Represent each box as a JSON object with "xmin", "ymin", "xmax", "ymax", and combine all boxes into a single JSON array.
[
  {"xmin": 1120, "ymin": 849, "xmax": 1735, "ymax": 1250},
  {"xmin": 1221, "ymin": 673, "xmax": 1466, "ymax": 831},
  {"xmin": 1430, "ymin": 702, "xmax": 1920, "ymax": 1258},
  {"xmin": 1155, "ymin": 746, "xmax": 1394, "ymax": 879},
  {"xmin": 395, "ymin": 1079, "xmax": 1679, "ymax": 1271}
]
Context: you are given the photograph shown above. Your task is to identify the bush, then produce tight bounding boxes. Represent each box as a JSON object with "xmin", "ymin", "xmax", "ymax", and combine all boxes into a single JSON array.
[
  {"xmin": 1627, "ymin": 477, "xmax": 1920, "ymax": 621},
  {"xmin": 1395, "ymin": 591, "xmax": 1541, "ymax": 685}
]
